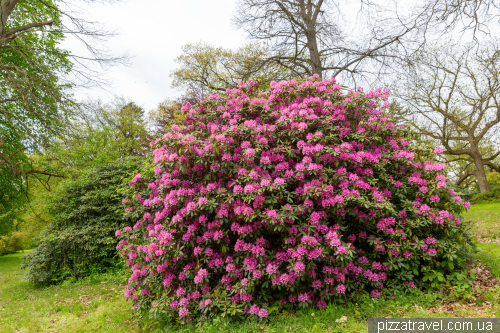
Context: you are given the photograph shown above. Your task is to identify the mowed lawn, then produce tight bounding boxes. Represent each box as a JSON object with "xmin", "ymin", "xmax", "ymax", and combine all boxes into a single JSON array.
[
  {"xmin": 0, "ymin": 203, "xmax": 498, "ymax": 333},
  {"xmin": 0, "ymin": 252, "xmax": 136, "ymax": 333},
  {"xmin": 464, "ymin": 202, "xmax": 500, "ymax": 239}
]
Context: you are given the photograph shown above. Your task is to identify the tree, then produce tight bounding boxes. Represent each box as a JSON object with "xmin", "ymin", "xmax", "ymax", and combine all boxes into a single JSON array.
[
  {"xmin": 1, "ymin": 0, "xmax": 71, "ymax": 179},
  {"xmin": 232, "ymin": 0, "xmax": 500, "ymax": 86},
  {"xmin": 392, "ymin": 42, "xmax": 500, "ymax": 192},
  {"xmin": 232, "ymin": 0, "xmax": 428, "ymax": 84},
  {"xmin": 171, "ymin": 42, "xmax": 291, "ymax": 94},
  {"xmin": 97, "ymin": 100, "xmax": 149, "ymax": 156},
  {"xmin": 45, "ymin": 98, "xmax": 149, "ymax": 173},
  {"xmin": 415, "ymin": 0, "xmax": 500, "ymax": 37},
  {"xmin": 0, "ymin": 0, "xmax": 128, "ymax": 179}
]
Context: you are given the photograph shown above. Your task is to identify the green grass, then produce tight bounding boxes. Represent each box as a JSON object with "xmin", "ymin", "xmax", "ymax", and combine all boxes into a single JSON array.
[
  {"xmin": 476, "ymin": 243, "xmax": 500, "ymax": 277},
  {"xmin": 1, "ymin": 203, "xmax": 500, "ymax": 332},
  {"xmin": 148, "ymin": 293, "xmax": 500, "ymax": 333},
  {"xmin": 0, "ymin": 251, "xmax": 137, "ymax": 333},
  {"xmin": 464, "ymin": 202, "xmax": 500, "ymax": 238}
]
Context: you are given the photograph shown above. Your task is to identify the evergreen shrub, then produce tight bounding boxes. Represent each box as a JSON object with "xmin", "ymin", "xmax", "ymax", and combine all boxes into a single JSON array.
[{"xmin": 22, "ymin": 158, "xmax": 142, "ymax": 284}]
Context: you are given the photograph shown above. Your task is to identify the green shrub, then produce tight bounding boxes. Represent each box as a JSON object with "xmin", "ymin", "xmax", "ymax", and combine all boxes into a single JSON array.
[
  {"xmin": 21, "ymin": 157, "xmax": 145, "ymax": 284},
  {"xmin": 117, "ymin": 77, "xmax": 473, "ymax": 323},
  {"xmin": 471, "ymin": 187, "xmax": 500, "ymax": 204},
  {"xmin": 0, "ymin": 231, "xmax": 25, "ymax": 256}
]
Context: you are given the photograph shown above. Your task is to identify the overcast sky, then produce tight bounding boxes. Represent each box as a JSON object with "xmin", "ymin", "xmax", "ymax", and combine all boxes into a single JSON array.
[
  {"xmin": 62, "ymin": 0, "xmax": 489, "ymax": 115},
  {"xmin": 63, "ymin": 0, "xmax": 247, "ymax": 112}
]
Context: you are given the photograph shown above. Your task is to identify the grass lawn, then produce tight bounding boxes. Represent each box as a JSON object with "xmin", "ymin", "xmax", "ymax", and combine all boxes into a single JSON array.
[
  {"xmin": 0, "ymin": 202, "xmax": 499, "ymax": 332},
  {"xmin": 0, "ymin": 251, "xmax": 136, "ymax": 333},
  {"xmin": 464, "ymin": 202, "xmax": 500, "ymax": 239},
  {"xmin": 476, "ymin": 243, "xmax": 500, "ymax": 277}
]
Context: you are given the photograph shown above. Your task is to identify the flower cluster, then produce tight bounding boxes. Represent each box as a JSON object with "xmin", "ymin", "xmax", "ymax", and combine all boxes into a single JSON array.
[{"xmin": 116, "ymin": 76, "xmax": 472, "ymax": 322}]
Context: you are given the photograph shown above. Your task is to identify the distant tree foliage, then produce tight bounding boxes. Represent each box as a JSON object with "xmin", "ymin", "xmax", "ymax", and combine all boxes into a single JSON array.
[
  {"xmin": 171, "ymin": 42, "xmax": 292, "ymax": 94},
  {"xmin": 45, "ymin": 97, "xmax": 149, "ymax": 174},
  {"xmin": 96, "ymin": 101, "xmax": 149, "ymax": 156},
  {"xmin": 148, "ymin": 87, "xmax": 203, "ymax": 135}
]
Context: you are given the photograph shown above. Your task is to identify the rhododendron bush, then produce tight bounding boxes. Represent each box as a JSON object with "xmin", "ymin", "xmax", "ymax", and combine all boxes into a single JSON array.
[{"xmin": 116, "ymin": 75, "xmax": 473, "ymax": 322}]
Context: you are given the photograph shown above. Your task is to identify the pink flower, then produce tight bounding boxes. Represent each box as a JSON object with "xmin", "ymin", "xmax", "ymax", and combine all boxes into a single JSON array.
[
  {"xmin": 186, "ymin": 202, "xmax": 197, "ymax": 212},
  {"xmin": 295, "ymin": 262, "xmax": 305, "ymax": 272},
  {"xmin": 298, "ymin": 293, "xmax": 309, "ymax": 302},
  {"xmin": 406, "ymin": 281, "xmax": 415, "ymax": 288},
  {"xmin": 336, "ymin": 284, "xmax": 346, "ymax": 294},
  {"xmin": 336, "ymin": 246, "xmax": 347, "ymax": 255},
  {"xmin": 463, "ymin": 202, "xmax": 471, "ymax": 208},
  {"xmin": 244, "ymin": 148, "xmax": 256, "ymax": 157},
  {"xmin": 317, "ymin": 300, "xmax": 327, "ymax": 309},
  {"xmin": 312, "ymin": 280, "xmax": 322, "ymax": 288},
  {"xmin": 179, "ymin": 307, "xmax": 189, "ymax": 317},
  {"xmin": 258, "ymin": 309, "xmax": 268, "ymax": 318},
  {"xmin": 260, "ymin": 156, "xmax": 271, "ymax": 164},
  {"xmin": 267, "ymin": 209, "xmax": 278, "ymax": 219},
  {"xmin": 403, "ymin": 251, "xmax": 412, "ymax": 258},
  {"xmin": 430, "ymin": 195, "xmax": 440, "ymax": 202},
  {"xmin": 434, "ymin": 147, "xmax": 443, "ymax": 153},
  {"xmin": 437, "ymin": 181, "xmax": 447, "ymax": 188},
  {"xmin": 419, "ymin": 204, "xmax": 430, "ymax": 213},
  {"xmin": 118, "ymin": 77, "xmax": 469, "ymax": 321},
  {"xmin": 371, "ymin": 289, "xmax": 381, "ymax": 298},
  {"xmin": 260, "ymin": 179, "xmax": 271, "ymax": 186}
]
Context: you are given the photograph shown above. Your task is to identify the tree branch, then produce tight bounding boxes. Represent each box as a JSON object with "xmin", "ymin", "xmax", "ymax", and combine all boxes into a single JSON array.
[{"xmin": 456, "ymin": 170, "xmax": 476, "ymax": 186}]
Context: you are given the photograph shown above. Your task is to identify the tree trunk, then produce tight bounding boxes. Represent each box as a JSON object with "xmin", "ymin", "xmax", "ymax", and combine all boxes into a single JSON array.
[
  {"xmin": 306, "ymin": 30, "xmax": 323, "ymax": 79},
  {"xmin": 475, "ymin": 163, "xmax": 491, "ymax": 193},
  {"xmin": 472, "ymin": 147, "xmax": 491, "ymax": 192}
]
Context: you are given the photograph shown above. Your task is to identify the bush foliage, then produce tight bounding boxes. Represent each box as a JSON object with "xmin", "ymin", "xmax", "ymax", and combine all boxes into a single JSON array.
[
  {"xmin": 117, "ymin": 76, "xmax": 474, "ymax": 323},
  {"xmin": 472, "ymin": 187, "xmax": 500, "ymax": 204},
  {"xmin": 471, "ymin": 172, "xmax": 500, "ymax": 203},
  {"xmin": 21, "ymin": 158, "xmax": 143, "ymax": 284},
  {"xmin": 0, "ymin": 232, "xmax": 25, "ymax": 256}
]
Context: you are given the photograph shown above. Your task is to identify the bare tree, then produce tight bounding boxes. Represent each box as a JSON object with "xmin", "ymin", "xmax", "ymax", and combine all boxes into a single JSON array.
[
  {"xmin": 392, "ymin": 42, "xmax": 500, "ymax": 192},
  {"xmin": 232, "ymin": 0, "xmax": 500, "ymax": 87},
  {"xmin": 232, "ymin": 0, "xmax": 435, "ymax": 85},
  {"xmin": 416, "ymin": 0, "xmax": 500, "ymax": 37}
]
